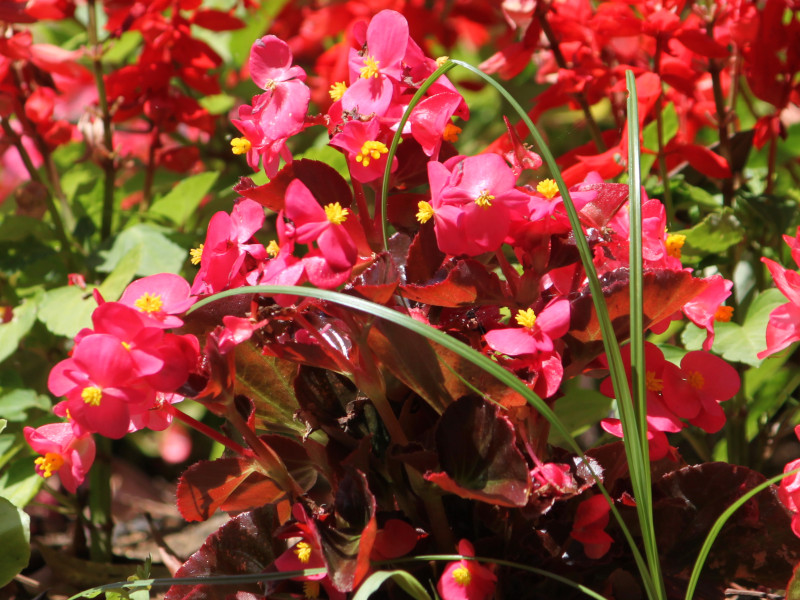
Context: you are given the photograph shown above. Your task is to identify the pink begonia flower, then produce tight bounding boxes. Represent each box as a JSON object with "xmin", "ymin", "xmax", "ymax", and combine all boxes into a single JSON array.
[
  {"xmin": 158, "ymin": 422, "xmax": 192, "ymax": 464},
  {"xmin": 119, "ymin": 273, "xmax": 195, "ymax": 329},
  {"xmin": 758, "ymin": 255, "xmax": 800, "ymax": 359},
  {"xmin": 48, "ymin": 333, "xmax": 151, "ymax": 439},
  {"xmin": 437, "ymin": 539, "xmax": 496, "ymax": 600},
  {"xmin": 484, "ymin": 298, "xmax": 570, "ymax": 356},
  {"xmin": 24, "ymin": 422, "xmax": 96, "ymax": 494},
  {"xmin": 251, "ymin": 211, "xmax": 307, "ymax": 303},
  {"xmin": 531, "ymin": 462, "xmax": 575, "ymax": 495},
  {"xmin": 682, "ymin": 274, "xmax": 733, "ymax": 351},
  {"xmin": 216, "ymin": 315, "xmax": 267, "ymax": 354},
  {"xmin": 341, "ymin": 10, "xmax": 408, "ymax": 117},
  {"xmin": 284, "ymin": 179, "xmax": 357, "ymax": 273},
  {"xmin": 231, "ymin": 35, "xmax": 310, "ymax": 177},
  {"xmin": 191, "ymin": 199, "xmax": 267, "ymax": 296},
  {"xmin": 601, "ymin": 418, "xmax": 673, "ymax": 461},
  {"xmin": 779, "ymin": 426, "xmax": 800, "ymax": 538},
  {"xmin": 570, "ymin": 494, "xmax": 614, "ymax": 559},
  {"xmin": 661, "ymin": 350, "xmax": 740, "ymax": 433},
  {"xmin": 425, "ymin": 153, "xmax": 529, "ymax": 256},
  {"xmin": 329, "ymin": 118, "xmax": 397, "ymax": 183}
]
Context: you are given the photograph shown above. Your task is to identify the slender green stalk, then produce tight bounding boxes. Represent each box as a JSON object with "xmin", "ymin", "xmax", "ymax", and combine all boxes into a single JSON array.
[
  {"xmin": 87, "ymin": 0, "xmax": 117, "ymax": 240},
  {"xmin": 88, "ymin": 436, "xmax": 113, "ymax": 562},
  {"xmin": 685, "ymin": 467, "xmax": 800, "ymax": 600},
  {"xmin": 626, "ymin": 69, "xmax": 666, "ymax": 600},
  {"xmin": 446, "ymin": 58, "xmax": 659, "ymax": 599}
]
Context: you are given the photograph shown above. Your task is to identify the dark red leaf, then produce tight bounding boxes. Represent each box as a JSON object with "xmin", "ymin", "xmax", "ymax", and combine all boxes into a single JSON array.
[
  {"xmin": 401, "ymin": 259, "xmax": 508, "ymax": 307},
  {"xmin": 426, "ymin": 396, "xmax": 531, "ymax": 507},
  {"xmin": 165, "ymin": 506, "xmax": 277, "ymax": 600},
  {"xmin": 348, "ymin": 252, "xmax": 399, "ymax": 304},
  {"xmin": 176, "ymin": 456, "xmax": 282, "ymax": 522}
]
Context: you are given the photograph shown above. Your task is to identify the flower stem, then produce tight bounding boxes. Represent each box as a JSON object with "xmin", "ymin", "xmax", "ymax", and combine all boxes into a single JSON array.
[
  {"xmin": 169, "ymin": 404, "xmax": 248, "ymax": 456},
  {"xmin": 87, "ymin": 0, "xmax": 118, "ymax": 240}
]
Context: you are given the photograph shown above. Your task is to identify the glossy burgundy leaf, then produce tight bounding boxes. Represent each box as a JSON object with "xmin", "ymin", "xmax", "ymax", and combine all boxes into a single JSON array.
[
  {"xmin": 404, "ymin": 222, "xmax": 445, "ymax": 285},
  {"xmin": 576, "ymin": 182, "xmax": 630, "ymax": 229},
  {"xmin": 401, "ymin": 259, "xmax": 508, "ymax": 307},
  {"xmin": 165, "ymin": 506, "xmax": 277, "ymax": 600},
  {"xmin": 347, "ymin": 252, "xmax": 399, "ymax": 304},
  {"xmin": 317, "ymin": 469, "xmax": 377, "ymax": 592},
  {"xmin": 426, "ymin": 396, "xmax": 531, "ymax": 507},
  {"xmin": 176, "ymin": 456, "xmax": 282, "ymax": 522}
]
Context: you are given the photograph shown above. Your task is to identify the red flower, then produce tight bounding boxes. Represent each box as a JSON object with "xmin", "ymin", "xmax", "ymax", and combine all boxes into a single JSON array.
[
  {"xmin": 24, "ymin": 423, "xmax": 95, "ymax": 493},
  {"xmin": 570, "ymin": 494, "xmax": 614, "ymax": 559}
]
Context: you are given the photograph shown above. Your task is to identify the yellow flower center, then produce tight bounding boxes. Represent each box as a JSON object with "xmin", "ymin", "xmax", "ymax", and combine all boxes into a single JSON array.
[
  {"xmin": 687, "ymin": 370, "xmax": 705, "ymax": 390},
  {"xmin": 356, "ymin": 140, "xmax": 388, "ymax": 167},
  {"xmin": 360, "ymin": 55, "xmax": 380, "ymax": 79},
  {"xmin": 452, "ymin": 565, "xmax": 472, "ymax": 586},
  {"xmin": 294, "ymin": 541, "xmax": 312, "ymax": 564},
  {"xmin": 266, "ymin": 240, "xmax": 280, "ymax": 258},
  {"xmin": 537, "ymin": 179, "xmax": 559, "ymax": 199},
  {"xmin": 231, "ymin": 137, "xmax": 252, "ymax": 155},
  {"xmin": 474, "ymin": 189, "xmax": 495, "ymax": 209},
  {"xmin": 34, "ymin": 452, "xmax": 65, "ymax": 478},
  {"xmin": 121, "ymin": 341, "xmax": 132, "ymax": 351},
  {"xmin": 329, "ymin": 81, "xmax": 347, "ymax": 101},
  {"xmin": 303, "ymin": 581, "xmax": 320, "ymax": 599},
  {"xmin": 190, "ymin": 244, "xmax": 204, "ymax": 266},
  {"xmin": 81, "ymin": 386, "xmax": 103, "ymax": 407},
  {"xmin": 134, "ymin": 292, "xmax": 163, "ymax": 313},
  {"xmin": 714, "ymin": 305, "xmax": 734, "ymax": 322},
  {"xmin": 264, "ymin": 79, "xmax": 276, "ymax": 91},
  {"xmin": 416, "ymin": 200, "xmax": 435, "ymax": 224},
  {"xmin": 666, "ymin": 233, "xmax": 686, "ymax": 259},
  {"xmin": 645, "ymin": 370, "xmax": 663, "ymax": 392},
  {"xmin": 515, "ymin": 308, "xmax": 537, "ymax": 329},
  {"xmin": 443, "ymin": 122, "xmax": 462, "ymax": 143},
  {"xmin": 324, "ymin": 203, "xmax": 349, "ymax": 225},
  {"xmin": 436, "ymin": 55, "xmax": 450, "ymax": 68}
]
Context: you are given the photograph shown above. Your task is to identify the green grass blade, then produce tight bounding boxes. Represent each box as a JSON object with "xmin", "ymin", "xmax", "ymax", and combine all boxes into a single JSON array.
[
  {"xmin": 684, "ymin": 467, "xmax": 800, "ymax": 600},
  {"xmin": 448, "ymin": 58, "xmax": 657, "ymax": 600},
  {"xmin": 626, "ymin": 69, "xmax": 665, "ymax": 600}
]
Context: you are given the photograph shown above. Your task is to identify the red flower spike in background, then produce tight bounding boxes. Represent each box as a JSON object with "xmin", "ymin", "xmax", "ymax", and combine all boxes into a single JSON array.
[{"xmin": 437, "ymin": 539, "xmax": 496, "ymax": 600}]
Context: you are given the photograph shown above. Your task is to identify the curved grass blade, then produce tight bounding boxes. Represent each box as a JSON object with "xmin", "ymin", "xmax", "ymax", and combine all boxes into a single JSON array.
[{"xmin": 684, "ymin": 467, "xmax": 800, "ymax": 600}]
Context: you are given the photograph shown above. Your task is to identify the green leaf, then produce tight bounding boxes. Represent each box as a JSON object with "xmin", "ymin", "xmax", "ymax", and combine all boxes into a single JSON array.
[
  {"xmin": 97, "ymin": 245, "xmax": 142, "ymax": 302},
  {"xmin": 352, "ymin": 570, "xmax": 432, "ymax": 600},
  {"xmin": 679, "ymin": 207, "xmax": 743, "ymax": 255},
  {"xmin": 0, "ymin": 420, "xmax": 5, "ymax": 435},
  {"xmin": 549, "ymin": 388, "xmax": 613, "ymax": 446},
  {"xmin": 149, "ymin": 172, "xmax": 220, "ymax": 228},
  {"xmin": 0, "ymin": 291, "xmax": 42, "ymax": 365},
  {"xmin": 96, "ymin": 224, "xmax": 187, "ymax": 276},
  {"xmin": 0, "ymin": 495, "xmax": 30, "ymax": 587},
  {"xmin": 0, "ymin": 388, "xmax": 51, "ymax": 422},
  {"xmin": 683, "ymin": 288, "xmax": 786, "ymax": 366},
  {"xmin": 199, "ymin": 94, "xmax": 236, "ymax": 115},
  {"xmin": 38, "ymin": 285, "xmax": 97, "ymax": 339},
  {"xmin": 0, "ymin": 215, "xmax": 52, "ymax": 243},
  {"xmin": 0, "ymin": 457, "xmax": 43, "ymax": 508}
]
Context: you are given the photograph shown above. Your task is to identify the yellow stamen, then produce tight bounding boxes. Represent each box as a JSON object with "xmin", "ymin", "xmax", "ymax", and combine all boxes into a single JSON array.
[
  {"xmin": 356, "ymin": 140, "xmax": 388, "ymax": 167},
  {"xmin": 416, "ymin": 201, "xmax": 435, "ymax": 224},
  {"xmin": 687, "ymin": 370, "xmax": 704, "ymax": 390},
  {"xmin": 190, "ymin": 244, "xmax": 204, "ymax": 266},
  {"xmin": 666, "ymin": 233, "xmax": 686, "ymax": 259},
  {"xmin": 474, "ymin": 189, "xmax": 495, "ymax": 209},
  {"xmin": 303, "ymin": 581, "xmax": 320, "ymax": 599},
  {"xmin": 515, "ymin": 308, "xmax": 537, "ymax": 329},
  {"xmin": 231, "ymin": 137, "xmax": 252, "ymax": 155},
  {"xmin": 266, "ymin": 240, "xmax": 280, "ymax": 258},
  {"xmin": 294, "ymin": 541, "xmax": 312, "ymax": 564},
  {"xmin": 134, "ymin": 292, "xmax": 163, "ymax": 313},
  {"xmin": 436, "ymin": 56, "xmax": 450, "ymax": 67},
  {"xmin": 81, "ymin": 386, "xmax": 103, "ymax": 407},
  {"xmin": 452, "ymin": 565, "xmax": 472, "ymax": 586},
  {"xmin": 443, "ymin": 123, "xmax": 462, "ymax": 143},
  {"xmin": 645, "ymin": 370, "xmax": 663, "ymax": 392},
  {"xmin": 121, "ymin": 341, "xmax": 132, "ymax": 351},
  {"xmin": 34, "ymin": 452, "xmax": 65, "ymax": 478},
  {"xmin": 360, "ymin": 55, "xmax": 380, "ymax": 79},
  {"xmin": 324, "ymin": 202, "xmax": 349, "ymax": 225},
  {"xmin": 329, "ymin": 81, "xmax": 347, "ymax": 101},
  {"xmin": 715, "ymin": 305, "xmax": 733, "ymax": 322},
  {"xmin": 537, "ymin": 179, "xmax": 559, "ymax": 199}
]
